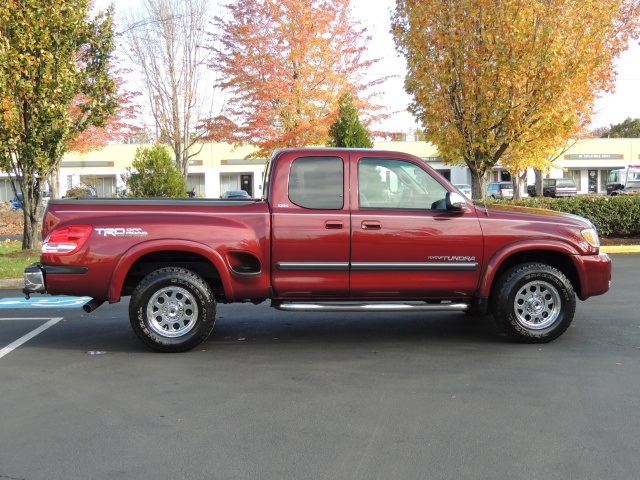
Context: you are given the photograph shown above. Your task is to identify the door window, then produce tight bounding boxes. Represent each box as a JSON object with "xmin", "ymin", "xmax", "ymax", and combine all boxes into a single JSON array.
[{"xmin": 358, "ymin": 158, "xmax": 448, "ymax": 210}]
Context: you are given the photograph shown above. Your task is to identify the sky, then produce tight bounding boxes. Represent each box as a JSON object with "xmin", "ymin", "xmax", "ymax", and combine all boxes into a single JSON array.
[{"xmin": 96, "ymin": 0, "xmax": 640, "ymax": 134}]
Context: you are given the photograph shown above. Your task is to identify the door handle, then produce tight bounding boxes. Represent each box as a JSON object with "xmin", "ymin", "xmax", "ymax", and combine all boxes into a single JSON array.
[
  {"xmin": 361, "ymin": 221, "xmax": 381, "ymax": 230},
  {"xmin": 325, "ymin": 220, "xmax": 343, "ymax": 229}
]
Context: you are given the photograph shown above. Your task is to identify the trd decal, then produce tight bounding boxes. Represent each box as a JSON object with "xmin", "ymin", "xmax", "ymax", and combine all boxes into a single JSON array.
[{"xmin": 95, "ymin": 227, "xmax": 148, "ymax": 237}]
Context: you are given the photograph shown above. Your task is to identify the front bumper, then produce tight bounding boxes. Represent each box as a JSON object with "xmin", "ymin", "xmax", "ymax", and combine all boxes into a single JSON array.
[{"xmin": 575, "ymin": 253, "xmax": 612, "ymax": 299}]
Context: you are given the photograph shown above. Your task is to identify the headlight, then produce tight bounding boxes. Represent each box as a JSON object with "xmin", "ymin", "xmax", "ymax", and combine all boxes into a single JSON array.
[{"xmin": 581, "ymin": 228, "xmax": 600, "ymax": 248}]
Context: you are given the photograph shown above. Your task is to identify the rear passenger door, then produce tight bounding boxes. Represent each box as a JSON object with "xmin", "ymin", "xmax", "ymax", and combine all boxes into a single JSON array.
[{"xmin": 270, "ymin": 153, "xmax": 351, "ymax": 298}]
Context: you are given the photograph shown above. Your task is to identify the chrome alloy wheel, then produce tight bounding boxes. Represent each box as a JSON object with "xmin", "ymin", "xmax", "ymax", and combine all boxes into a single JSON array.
[
  {"xmin": 513, "ymin": 280, "xmax": 561, "ymax": 330},
  {"xmin": 146, "ymin": 286, "xmax": 199, "ymax": 338}
]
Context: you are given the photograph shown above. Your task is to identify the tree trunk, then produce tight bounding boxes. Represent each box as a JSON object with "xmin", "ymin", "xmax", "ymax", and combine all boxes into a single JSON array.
[
  {"xmin": 513, "ymin": 171, "xmax": 525, "ymax": 200},
  {"xmin": 20, "ymin": 176, "xmax": 42, "ymax": 250},
  {"xmin": 534, "ymin": 169, "xmax": 544, "ymax": 196},
  {"xmin": 470, "ymin": 168, "xmax": 491, "ymax": 200},
  {"xmin": 22, "ymin": 206, "xmax": 40, "ymax": 251},
  {"xmin": 49, "ymin": 164, "xmax": 61, "ymax": 199}
]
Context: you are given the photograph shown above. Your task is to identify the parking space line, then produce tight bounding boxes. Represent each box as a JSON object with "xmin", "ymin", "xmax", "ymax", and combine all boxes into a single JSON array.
[{"xmin": 0, "ymin": 317, "xmax": 63, "ymax": 359}]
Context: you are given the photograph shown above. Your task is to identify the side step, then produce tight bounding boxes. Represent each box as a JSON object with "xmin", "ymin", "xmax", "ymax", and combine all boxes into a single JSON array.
[{"xmin": 271, "ymin": 301, "xmax": 469, "ymax": 313}]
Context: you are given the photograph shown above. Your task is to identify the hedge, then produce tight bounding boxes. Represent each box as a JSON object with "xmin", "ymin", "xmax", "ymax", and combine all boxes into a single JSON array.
[{"xmin": 480, "ymin": 195, "xmax": 640, "ymax": 237}]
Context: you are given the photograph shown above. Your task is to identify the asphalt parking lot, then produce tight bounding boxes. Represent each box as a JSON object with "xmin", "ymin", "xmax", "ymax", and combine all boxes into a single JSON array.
[{"xmin": 0, "ymin": 254, "xmax": 638, "ymax": 480}]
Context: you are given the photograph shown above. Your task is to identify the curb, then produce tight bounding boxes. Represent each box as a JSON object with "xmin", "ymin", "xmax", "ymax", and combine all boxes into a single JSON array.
[
  {"xmin": 0, "ymin": 246, "xmax": 638, "ymax": 291},
  {"xmin": 0, "ymin": 278, "xmax": 23, "ymax": 290},
  {"xmin": 600, "ymin": 245, "xmax": 640, "ymax": 254}
]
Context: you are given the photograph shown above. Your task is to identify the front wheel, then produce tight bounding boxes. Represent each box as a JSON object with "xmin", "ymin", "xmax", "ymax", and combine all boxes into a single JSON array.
[
  {"xmin": 129, "ymin": 267, "xmax": 216, "ymax": 352},
  {"xmin": 491, "ymin": 263, "xmax": 576, "ymax": 343}
]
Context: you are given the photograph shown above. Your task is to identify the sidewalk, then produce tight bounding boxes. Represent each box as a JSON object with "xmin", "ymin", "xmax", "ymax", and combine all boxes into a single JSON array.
[{"xmin": 1, "ymin": 245, "xmax": 638, "ymax": 291}]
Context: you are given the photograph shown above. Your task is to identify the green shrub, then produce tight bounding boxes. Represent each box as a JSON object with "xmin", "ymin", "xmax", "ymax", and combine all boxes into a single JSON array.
[
  {"xmin": 123, "ymin": 145, "xmax": 188, "ymax": 198},
  {"xmin": 481, "ymin": 195, "xmax": 640, "ymax": 237}
]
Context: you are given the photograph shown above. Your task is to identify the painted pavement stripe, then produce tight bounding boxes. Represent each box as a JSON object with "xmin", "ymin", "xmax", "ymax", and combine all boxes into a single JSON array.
[
  {"xmin": 0, "ymin": 317, "xmax": 63, "ymax": 359},
  {"xmin": 0, "ymin": 296, "xmax": 92, "ymax": 309}
]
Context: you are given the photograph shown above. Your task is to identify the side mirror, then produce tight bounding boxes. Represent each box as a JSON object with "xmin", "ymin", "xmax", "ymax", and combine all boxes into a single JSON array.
[{"xmin": 446, "ymin": 191, "xmax": 467, "ymax": 212}]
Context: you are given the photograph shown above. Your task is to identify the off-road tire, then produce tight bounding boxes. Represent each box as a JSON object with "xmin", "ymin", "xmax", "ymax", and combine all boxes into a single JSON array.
[
  {"xmin": 491, "ymin": 263, "xmax": 576, "ymax": 343},
  {"xmin": 129, "ymin": 267, "xmax": 216, "ymax": 352}
]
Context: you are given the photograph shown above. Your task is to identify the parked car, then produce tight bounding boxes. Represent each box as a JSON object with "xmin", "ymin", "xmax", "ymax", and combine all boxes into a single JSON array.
[
  {"xmin": 453, "ymin": 184, "xmax": 472, "ymax": 198},
  {"xmin": 606, "ymin": 166, "xmax": 640, "ymax": 195},
  {"xmin": 64, "ymin": 187, "xmax": 97, "ymax": 198},
  {"xmin": 221, "ymin": 189, "xmax": 251, "ymax": 199},
  {"xmin": 9, "ymin": 193, "xmax": 23, "ymax": 210},
  {"xmin": 24, "ymin": 147, "xmax": 612, "ymax": 352},
  {"xmin": 528, "ymin": 179, "xmax": 578, "ymax": 197},
  {"xmin": 487, "ymin": 182, "xmax": 513, "ymax": 199},
  {"xmin": 9, "ymin": 192, "xmax": 51, "ymax": 210},
  {"xmin": 620, "ymin": 180, "xmax": 640, "ymax": 195},
  {"xmin": 540, "ymin": 178, "xmax": 577, "ymax": 197}
]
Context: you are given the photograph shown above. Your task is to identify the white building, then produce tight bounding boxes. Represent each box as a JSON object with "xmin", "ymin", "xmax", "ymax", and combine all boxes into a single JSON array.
[{"xmin": 2, "ymin": 138, "xmax": 640, "ymax": 201}]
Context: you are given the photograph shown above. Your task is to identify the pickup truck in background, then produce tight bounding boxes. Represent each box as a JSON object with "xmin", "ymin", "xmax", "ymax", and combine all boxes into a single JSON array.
[
  {"xmin": 24, "ymin": 148, "xmax": 611, "ymax": 352},
  {"xmin": 607, "ymin": 166, "xmax": 640, "ymax": 195}
]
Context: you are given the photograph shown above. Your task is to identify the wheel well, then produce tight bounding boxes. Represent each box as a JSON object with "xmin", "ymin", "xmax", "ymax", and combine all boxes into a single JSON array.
[
  {"xmin": 121, "ymin": 250, "xmax": 224, "ymax": 298},
  {"xmin": 488, "ymin": 250, "xmax": 579, "ymax": 301}
]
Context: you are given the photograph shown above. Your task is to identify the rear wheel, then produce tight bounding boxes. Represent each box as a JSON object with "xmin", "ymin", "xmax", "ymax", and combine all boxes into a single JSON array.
[
  {"xmin": 129, "ymin": 267, "xmax": 216, "ymax": 352},
  {"xmin": 491, "ymin": 263, "xmax": 575, "ymax": 343}
]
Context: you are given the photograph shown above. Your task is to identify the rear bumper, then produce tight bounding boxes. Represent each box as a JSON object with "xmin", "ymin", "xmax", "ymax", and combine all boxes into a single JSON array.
[
  {"xmin": 23, "ymin": 263, "xmax": 47, "ymax": 297},
  {"xmin": 23, "ymin": 263, "xmax": 89, "ymax": 297}
]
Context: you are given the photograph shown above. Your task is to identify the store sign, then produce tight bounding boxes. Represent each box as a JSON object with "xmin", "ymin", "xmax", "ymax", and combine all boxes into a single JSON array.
[{"xmin": 564, "ymin": 154, "xmax": 624, "ymax": 160}]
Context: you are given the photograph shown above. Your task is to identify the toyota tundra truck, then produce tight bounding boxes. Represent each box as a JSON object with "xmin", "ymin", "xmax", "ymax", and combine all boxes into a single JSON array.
[{"xmin": 23, "ymin": 148, "xmax": 611, "ymax": 352}]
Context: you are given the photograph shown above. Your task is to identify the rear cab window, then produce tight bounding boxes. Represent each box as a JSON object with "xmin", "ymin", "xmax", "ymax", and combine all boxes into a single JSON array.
[{"xmin": 288, "ymin": 156, "xmax": 344, "ymax": 210}]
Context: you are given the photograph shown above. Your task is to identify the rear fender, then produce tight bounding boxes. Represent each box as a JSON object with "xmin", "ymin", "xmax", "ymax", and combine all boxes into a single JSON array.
[{"xmin": 107, "ymin": 239, "xmax": 234, "ymax": 303}]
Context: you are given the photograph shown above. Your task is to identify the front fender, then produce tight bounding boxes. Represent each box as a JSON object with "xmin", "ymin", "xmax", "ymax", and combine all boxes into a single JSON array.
[
  {"xmin": 107, "ymin": 239, "xmax": 234, "ymax": 303},
  {"xmin": 477, "ymin": 239, "xmax": 581, "ymax": 298}
]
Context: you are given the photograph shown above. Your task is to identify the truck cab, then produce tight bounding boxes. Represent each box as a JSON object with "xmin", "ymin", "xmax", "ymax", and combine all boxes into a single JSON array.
[
  {"xmin": 607, "ymin": 166, "xmax": 640, "ymax": 195},
  {"xmin": 265, "ymin": 149, "xmax": 478, "ymax": 300}
]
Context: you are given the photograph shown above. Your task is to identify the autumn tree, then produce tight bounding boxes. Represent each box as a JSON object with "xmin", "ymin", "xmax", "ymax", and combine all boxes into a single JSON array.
[
  {"xmin": 122, "ymin": 0, "xmax": 212, "ymax": 177},
  {"xmin": 123, "ymin": 145, "xmax": 188, "ymax": 197},
  {"xmin": 600, "ymin": 117, "xmax": 640, "ymax": 138},
  {"xmin": 208, "ymin": 0, "xmax": 383, "ymax": 158},
  {"xmin": 0, "ymin": 0, "xmax": 118, "ymax": 249},
  {"xmin": 328, "ymin": 93, "xmax": 373, "ymax": 148},
  {"xmin": 392, "ymin": 0, "xmax": 640, "ymax": 199},
  {"xmin": 43, "ymin": 69, "xmax": 143, "ymax": 200},
  {"xmin": 67, "ymin": 71, "xmax": 142, "ymax": 154}
]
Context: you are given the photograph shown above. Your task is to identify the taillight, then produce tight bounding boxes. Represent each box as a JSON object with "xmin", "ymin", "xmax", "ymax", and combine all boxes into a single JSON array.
[{"xmin": 41, "ymin": 225, "xmax": 93, "ymax": 255}]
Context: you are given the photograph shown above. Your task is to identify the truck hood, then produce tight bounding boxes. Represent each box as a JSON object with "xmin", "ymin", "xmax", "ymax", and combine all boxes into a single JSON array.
[
  {"xmin": 475, "ymin": 204, "xmax": 601, "ymax": 253},
  {"xmin": 483, "ymin": 204, "xmax": 595, "ymax": 228}
]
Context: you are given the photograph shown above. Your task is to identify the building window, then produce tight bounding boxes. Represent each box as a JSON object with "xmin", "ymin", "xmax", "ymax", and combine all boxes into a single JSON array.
[
  {"xmin": 567, "ymin": 170, "xmax": 581, "ymax": 191},
  {"xmin": 600, "ymin": 170, "xmax": 613, "ymax": 192}
]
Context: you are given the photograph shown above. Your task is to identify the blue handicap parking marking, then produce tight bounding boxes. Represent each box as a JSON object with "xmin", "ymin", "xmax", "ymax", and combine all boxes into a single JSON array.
[{"xmin": 0, "ymin": 296, "xmax": 92, "ymax": 309}]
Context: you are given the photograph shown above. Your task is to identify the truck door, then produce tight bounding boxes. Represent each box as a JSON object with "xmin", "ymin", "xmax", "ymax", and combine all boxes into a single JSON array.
[
  {"xmin": 350, "ymin": 155, "xmax": 483, "ymax": 299},
  {"xmin": 270, "ymin": 152, "xmax": 350, "ymax": 297}
]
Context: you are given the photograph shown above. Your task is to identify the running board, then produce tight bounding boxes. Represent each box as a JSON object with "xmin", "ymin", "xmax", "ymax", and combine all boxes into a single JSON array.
[{"xmin": 271, "ymin": 301, "xmax": 469, "ymax": 313}]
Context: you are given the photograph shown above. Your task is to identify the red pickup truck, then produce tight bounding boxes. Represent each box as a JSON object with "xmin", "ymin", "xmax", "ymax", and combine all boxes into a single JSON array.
[{"xmin": 24, "ymin": 148, "xmax": 611, "ymax": 352}]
